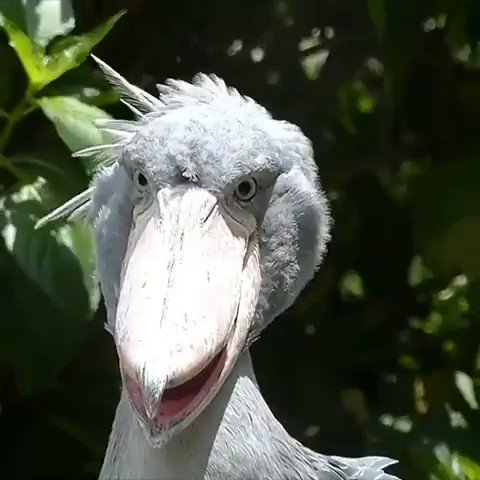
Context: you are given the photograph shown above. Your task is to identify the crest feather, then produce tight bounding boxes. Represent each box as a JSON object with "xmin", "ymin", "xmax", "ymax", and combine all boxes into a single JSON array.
[
  {"xmin": 92, "ymin": 54, "xmax": 163, "ymax": 114},
  {"xmin": 72, "ymin": 143, "xmax": 120, "ymax": 158},
  {"xmin": 36, "ymin": 57, "xmax": 257, "ymax": 229},
  {"xmin": 34, "ymin": 187, "xmax": 94, "ymax": 229}
]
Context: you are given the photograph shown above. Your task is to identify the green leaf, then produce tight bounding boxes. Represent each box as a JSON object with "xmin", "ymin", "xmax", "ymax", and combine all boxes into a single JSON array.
[
  {"xmin": 8, "ymin": 154, "xmax": 85, "ymax": 201},
  {"xmin": 0, "ymin": 255, "xmax": 81, "ymax": 394},
  {"xmin": 1, "ymin": 17, "xmax": 47, "ymax": 91},
  {"xmin": 0, "ymin": 178, "xmax": 99, "ymax": 394},
  {"xmin": 38, "ymin": 96, "xmax": 110, "ymax": 152},
  {"xmin": 0, "ymin": 0, "xmax": 75, "ymax": 46},
  {"xmin": 1, "ymin": 11, "xmax": 125, "ymax": 92},
  {"xmin": 340, "ymin": 269, "xmax": 365, "ymax": 299},
  {"xmin": 1, "ymin": 178, "xmax": 98, "ymax": 314},
  {"xmin": 368, "ymin": 0, "xmax": 386, "ymax": 39},
  {"xmin": 458, "ymin": 456, "xmax": 480, "ymax": 480},
  {"xmin": 455, "ymin": 371, "xmax": 479, "ymax": 410},
  {"xmin": 36, "ymin": 10, "xmax": 126, "ymax": 89},
  {"xmin": 41, "ymin": 65, "xmax": 120, "ymax": 107}
]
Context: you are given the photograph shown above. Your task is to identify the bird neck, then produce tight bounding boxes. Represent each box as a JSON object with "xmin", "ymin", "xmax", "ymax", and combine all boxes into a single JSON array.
[{"xmin": 100, "ymin": 351, "xmax": 321, "ymax": 480}]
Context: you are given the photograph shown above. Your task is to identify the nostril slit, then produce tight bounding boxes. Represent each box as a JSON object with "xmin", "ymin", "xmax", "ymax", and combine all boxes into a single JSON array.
[{"xmin": 200, "ymin": 201, "xmax": 217, "ymax": 228}]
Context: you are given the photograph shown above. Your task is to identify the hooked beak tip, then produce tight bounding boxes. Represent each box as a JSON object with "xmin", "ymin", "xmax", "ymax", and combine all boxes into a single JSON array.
[
  {"xmin": 145, "ymin": 405, "xmax": 157, "ymax": 422},
  {"xmin": 120, "ymin": 354, "xmax": 165, "ymax": 425},
  {"xmin": 143, "ymin": 386, "xmax": 164, "ymax": 422},
  {"xmin": 124, "ymin": 372, "xmax": 166, "ymax": 427}
]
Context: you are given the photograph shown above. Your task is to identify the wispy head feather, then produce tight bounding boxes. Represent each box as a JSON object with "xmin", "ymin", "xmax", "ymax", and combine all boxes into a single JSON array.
[{"xmin": 35, "ymin": 56, "xmax": 254, "ymax": 229}]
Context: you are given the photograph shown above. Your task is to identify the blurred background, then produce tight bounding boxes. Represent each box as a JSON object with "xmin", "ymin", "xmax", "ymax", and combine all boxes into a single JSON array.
[{"xmin": 0, "ymin": 1, "xmax": 479, "ymax": 479}]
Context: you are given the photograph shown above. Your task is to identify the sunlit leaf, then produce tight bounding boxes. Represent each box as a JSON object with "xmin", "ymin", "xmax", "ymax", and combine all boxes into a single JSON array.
[
  {"xmin": 455, "ymin": 372, "xmax": 479, "ymax": 410},
  {"xmin": 431, "ymin": 448, "xmax": 480, "ymax": 480},
  {"xmin": 0, "ymin": 178, "xmax": 98, "ymax": 394},
  {"xmin": 399, "ymin": 354, "xmax": 420, "ymax": 371},
  {"xmin": 408, "ymin": 255, "xmax": 433, "ymax": 287},
  {"xmin": 458, "ymin": 456, "xmax": 480, "ymax": 479},
  {"xmin": 1, "ymin": 17, "xmax": 47, "ymax": 90},
  {"xmin": 1, "ymin": 177, "xmax": 98, "ymax": 314},
  {"xmin": 1, "ymin": 11, "xmax": 124, "ymax": 92},
  {"xmin": 38, "ymin": 96, "xmax": 110, "ymax": 152},
  {"xmin": 301, "ymin": 49, "xmax": 329, "ymax": 80},
  {"xmin": 37, "ymin": 10, "xmax": 125, "ymax": 88},
  {"xmin": 340, "ymin": 269, "xmax": 365, "ymax": 299}
]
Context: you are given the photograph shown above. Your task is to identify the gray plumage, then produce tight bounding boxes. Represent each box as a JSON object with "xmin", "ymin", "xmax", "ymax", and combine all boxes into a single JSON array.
[{"xmin": 38, "ymin": 56, "xmax": 400, "ymax": 480}]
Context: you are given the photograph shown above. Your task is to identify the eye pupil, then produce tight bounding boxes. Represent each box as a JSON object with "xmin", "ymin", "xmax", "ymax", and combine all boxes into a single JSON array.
[
  {"xmin": 137, "ymin": 172, "xmax": 148, "ymax": 187},
  {"xmin": 238, "ymin": 181, "xmax": 252, "ymax": 196},
  {"xmin": 235, "ymin": 178, "xmax": 257, "ymax": 202}
]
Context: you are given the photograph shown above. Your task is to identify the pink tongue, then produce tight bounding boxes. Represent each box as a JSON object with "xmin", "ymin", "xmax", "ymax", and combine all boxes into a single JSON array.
[{"xmin": 156, "ymin": 349, "xmax": 226, "ymax": 422}]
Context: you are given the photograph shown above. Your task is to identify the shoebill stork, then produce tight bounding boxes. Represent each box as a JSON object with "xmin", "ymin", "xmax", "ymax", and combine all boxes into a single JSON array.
[{"xmin": 37, "ymin": 57, "xmax": 400, "ymax": 480}]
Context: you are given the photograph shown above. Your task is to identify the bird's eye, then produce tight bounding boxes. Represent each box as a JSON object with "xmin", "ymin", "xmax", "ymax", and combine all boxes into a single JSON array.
[
  {"xmin": 134, "ymin": 170, "xmax": 149, "ymax": 188},
  {"xmin": 234, "ymin": 178, "xmax": 257, "ymax": 203}
]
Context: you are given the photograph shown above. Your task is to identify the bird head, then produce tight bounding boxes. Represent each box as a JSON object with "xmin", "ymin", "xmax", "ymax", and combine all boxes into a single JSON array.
[{"xmin": 37, "ymin": 57, "xmax": 331, "ymax": 448}]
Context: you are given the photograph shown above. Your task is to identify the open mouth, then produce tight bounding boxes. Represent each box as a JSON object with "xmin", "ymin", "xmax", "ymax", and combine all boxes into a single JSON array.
[
  {"xmin": 124, "ymin": 347, "xmax": 228, "ymax": 429},
  {"xmin": 156, "ymin": 347, "xmax": 227, "ymax": 424}
]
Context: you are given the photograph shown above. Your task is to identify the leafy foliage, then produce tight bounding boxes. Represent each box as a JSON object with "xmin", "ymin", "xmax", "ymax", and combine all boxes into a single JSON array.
[
  {"xmin": 0, "ymin": 1, "xmax": 479, "ymax": 479},
  {"xmin": 0, "ymin": 1, "xmax": 121, "ymax": 463}
]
